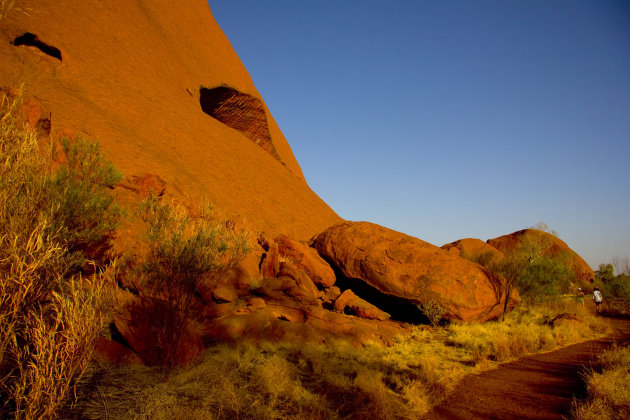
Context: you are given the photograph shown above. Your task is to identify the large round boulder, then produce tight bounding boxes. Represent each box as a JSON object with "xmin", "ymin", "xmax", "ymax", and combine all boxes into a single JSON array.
[{"xmin": 311, "ymin": 222, "xmax": 518, "ymax": 322}]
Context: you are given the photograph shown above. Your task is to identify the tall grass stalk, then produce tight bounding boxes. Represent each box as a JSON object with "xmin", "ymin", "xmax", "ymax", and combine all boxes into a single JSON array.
[{"xmin": 0, "ymin": 90, "xmax": 119, "ymax": 418}]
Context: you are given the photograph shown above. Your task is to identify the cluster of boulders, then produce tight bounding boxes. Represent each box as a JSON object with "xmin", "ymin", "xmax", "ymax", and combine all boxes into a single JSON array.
[{"xmin": 98, "ymin": 220, "xmax": 527, "ymax": 366}]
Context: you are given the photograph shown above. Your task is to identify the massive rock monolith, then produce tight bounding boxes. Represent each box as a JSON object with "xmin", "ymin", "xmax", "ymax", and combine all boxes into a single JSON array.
[
  {"xmin": 0, "ymin": 0, "xmax": 341, "ymax": 241},
  {"xmin": 311, "ymin": 222, "xmax": 519, "ymax": 322}
]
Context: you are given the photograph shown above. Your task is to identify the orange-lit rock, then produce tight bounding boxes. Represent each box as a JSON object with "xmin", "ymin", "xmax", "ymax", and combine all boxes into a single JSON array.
[
  {"xmin": 312, "ymin": 222, "xmax": 518, "ymax": 322},
  {"xmin": 334, "ymin": 289, "xmax": 391, "ymax": 321},
  {"xmin": 442, "ymin": 238, "xmax": 504, "ymax": 262},
  {"xmin": 275, "ymin": 235, "xmax": 336, "ymax": 288},
  {"xmin": 0, "ymin": 0, "xmax": 341, "ymax": 241}
]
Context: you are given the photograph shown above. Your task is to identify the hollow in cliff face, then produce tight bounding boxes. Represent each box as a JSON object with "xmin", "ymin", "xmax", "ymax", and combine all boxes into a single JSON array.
[{"xmin": 200, "ymin": 86, "xmax": 281, "ymax": 162}]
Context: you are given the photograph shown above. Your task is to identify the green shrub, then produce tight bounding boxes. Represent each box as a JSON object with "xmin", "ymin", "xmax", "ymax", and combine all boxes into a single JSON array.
[
  {"xmin": 136, "ymin": 196, "xmax": 251, "ymax": 366},
  {"xmin": 46, "ymin": 137, "xmax": 123, "ymax": 271},
  {"xmin": 519, "ymin": 255, "xmax": 575, "ymax": 298},
  {"xmin": 418, "ymin": 300, "xmax": 446, "ymax": 327}
]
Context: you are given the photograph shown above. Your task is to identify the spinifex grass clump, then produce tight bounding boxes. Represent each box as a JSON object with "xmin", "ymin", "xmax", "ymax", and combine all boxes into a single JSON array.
[
  {"xmin": 572, "ymin": 344, "xmax": 630, "ymax": 420},
  {"xmin": 0, "ymin": 91, "xmax": 119, "ymax": 418}
]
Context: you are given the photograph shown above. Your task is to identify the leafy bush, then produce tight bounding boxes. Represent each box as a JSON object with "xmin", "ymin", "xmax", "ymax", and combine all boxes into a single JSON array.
[
  {"xmin": 47, "ymin": 137, "xmax": 123, "ymax": 271},
  {"xmin": 519, "ymin": 254, "xmax": 575, "ymax": 298},
  {"xmin": 418, "ymin": 300, "xmax": 446, "ymax": 327},
  {"xmin": 0, "ymin": 91, "xmax": 117, "ymax": 418},
  {"xmin": 136, "ymin": 196, "xmax": 251, "ymax": 366}
]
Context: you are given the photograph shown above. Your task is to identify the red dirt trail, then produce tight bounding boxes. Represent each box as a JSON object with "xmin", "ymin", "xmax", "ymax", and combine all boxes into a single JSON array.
[{"xmin": 427, "ymin": 317, "xmax": 630, "ymax": 420}]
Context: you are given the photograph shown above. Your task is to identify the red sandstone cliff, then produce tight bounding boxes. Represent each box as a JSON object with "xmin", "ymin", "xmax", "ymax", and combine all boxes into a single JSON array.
[{"xmin": 0, "ymin": 0, "xmax": 341, "ymax": 240}]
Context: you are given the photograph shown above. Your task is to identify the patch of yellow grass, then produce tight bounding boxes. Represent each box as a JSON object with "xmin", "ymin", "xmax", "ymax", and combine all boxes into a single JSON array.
[
  {"xmin": 447, "ymin": 298, "xmax": 608, "ymax": 364},
  {"xmin": 572, "ymin": 344, "xmax": 630, "ymax": 420},
  {"xmin": 71, "ymin": 295, "xmax": 611, "ymax": 418},
  {"xmin": 72, "ymin": 328, "xmax": 474, "ymax": 419}
]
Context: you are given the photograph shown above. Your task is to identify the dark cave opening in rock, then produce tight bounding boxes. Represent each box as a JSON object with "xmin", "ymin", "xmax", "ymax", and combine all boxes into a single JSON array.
[
  {"xmin": 334, "ymin": 275, "xmax": 430, "ymax": 325},
  {"xmin": 12, "ymin": 32, "xmax": 62, "ymax": 61},
  {"xmin": 198, "ymin": 85, "xmax": 281, "ymax": 161}
]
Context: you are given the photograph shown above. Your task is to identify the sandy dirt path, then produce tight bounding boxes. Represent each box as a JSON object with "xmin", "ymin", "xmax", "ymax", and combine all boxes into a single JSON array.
[{"xmin": 426, "ymin": 317, "xmax": 630, "ymax": 420}]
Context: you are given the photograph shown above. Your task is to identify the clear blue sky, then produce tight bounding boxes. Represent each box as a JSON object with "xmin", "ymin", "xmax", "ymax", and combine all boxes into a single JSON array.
[{"xmin": 209, "ymin": 0, "xmax": 630, "ymax": 270}]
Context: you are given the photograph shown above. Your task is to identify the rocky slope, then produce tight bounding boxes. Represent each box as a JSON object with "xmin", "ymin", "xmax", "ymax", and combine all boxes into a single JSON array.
[{"xmin": 0, "ymin": 0, "xmax": 341, "ymax": 240}]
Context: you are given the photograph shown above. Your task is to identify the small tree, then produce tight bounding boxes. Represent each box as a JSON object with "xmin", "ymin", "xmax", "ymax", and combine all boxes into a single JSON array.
[
  {"xmin": 417, "ymin": 300, "xmax": 446, "ymax": 327},
  {"xmin": 529, "ymin": 221, "xmax": 559, "ymax": 237},
  {"xmin": 487, "ymin": 254, "xmax": 530, "ymax": 321},
  {"xmin": 137, "ymin": 196, "xmax": 250, "ymax": 366},
  {"xmin": 595, "ymin": 263, "xmax": 615, "ymax": 283}
]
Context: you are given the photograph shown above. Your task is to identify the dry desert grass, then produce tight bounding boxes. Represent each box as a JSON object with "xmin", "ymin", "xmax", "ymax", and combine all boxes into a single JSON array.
[
  {"xmin": 572, "ymin": 343, "xmax": 630, "ymax": 420},
  {"xmin": 0, "ymin": 90, "xmax": 118, "ymax": 418},
  {"xmin": 71, "ymin": 297, "xmax": 608, "ymax": 419}
]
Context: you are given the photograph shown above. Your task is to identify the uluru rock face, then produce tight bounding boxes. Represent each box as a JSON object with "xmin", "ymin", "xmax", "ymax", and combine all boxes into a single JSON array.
[
  {"xmin": 0, "ymin": 0, "xmax": 341, "ymax": 240},
  {"xmin": 311, "ymin": 222, "xmax": 518, "ymax": 322},
  {"xmin": 487, "ymin": 229, "xmax": 595, "ymax": 282}
]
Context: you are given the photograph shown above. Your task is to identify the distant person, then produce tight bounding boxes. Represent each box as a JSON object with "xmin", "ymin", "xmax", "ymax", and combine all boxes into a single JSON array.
[
  {"xmin": 576, "ymin": 288, "xmax": 585, "ymax": 305},
  {"xmin": 592, "ymin": 287, "xmax": 603, "ymax": 315}
]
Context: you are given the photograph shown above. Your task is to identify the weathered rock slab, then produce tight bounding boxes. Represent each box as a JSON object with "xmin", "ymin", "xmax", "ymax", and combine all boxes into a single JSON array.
[{"xmin": 276, "ymin": 234, "xmax": 336, "ymax": 287}]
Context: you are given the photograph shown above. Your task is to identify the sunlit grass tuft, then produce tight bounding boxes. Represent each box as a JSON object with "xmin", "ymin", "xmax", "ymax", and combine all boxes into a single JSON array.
[
  {"xmin": 1, "ymin": 90, "xmax": 119, "ymax": 418},
  {"xmin": 572, "ymin": 344, "xmax": 630, "ymax": 420}
]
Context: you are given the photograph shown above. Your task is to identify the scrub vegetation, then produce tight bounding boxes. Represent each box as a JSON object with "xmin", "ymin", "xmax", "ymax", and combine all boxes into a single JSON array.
[
  {"xmin": 594, "ymin": 261, "xmax": 630, "ymax": 317},
  {"xmin": 1, "ymin": 90, "xmax": 626, "ymax": 418},
  {"xmin": 0, "ymin": 91, "xmax": 119, "ymax": 418}
]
